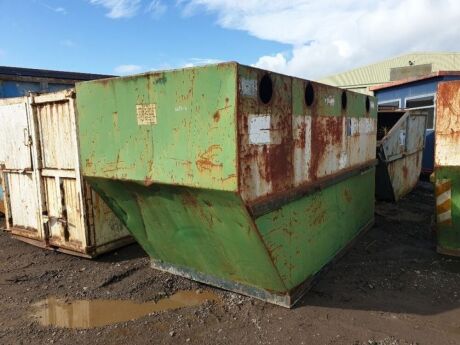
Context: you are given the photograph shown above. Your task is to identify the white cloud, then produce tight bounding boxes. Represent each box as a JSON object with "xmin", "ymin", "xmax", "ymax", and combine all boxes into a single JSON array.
[
  {"xmin": 182, "ymin": 58, "xmax": 223, "ymax": 68},
  {"xmin": 39, "ymin": 2, "xmax": 68, "ymax": 14},
  {"xmin": 90, "ymin": 0, "xmax": 142, "ymax": 18},
  {"xmin": 146, "ymin": 0, "xmax": 167, "ymax": 18},
  {"xmin": 54, "ymin": 7, "xmax": 67, "ymax": 14},
  {"xmin": 89, "ymin": 0, "xmax": 167, "ymax": 19},
  {"xmin": 114, "ymin": 64, "xmax": 143, "ymax": 75},
  {"xmin": 179, "ymin": 0, "xmax": 460, "ymax": 79}
]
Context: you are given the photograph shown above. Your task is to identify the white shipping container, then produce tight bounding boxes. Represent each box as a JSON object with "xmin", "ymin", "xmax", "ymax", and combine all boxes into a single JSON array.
[{"xmin": 0, "ymin": 90, "xmax": 132, "ymax": 257}]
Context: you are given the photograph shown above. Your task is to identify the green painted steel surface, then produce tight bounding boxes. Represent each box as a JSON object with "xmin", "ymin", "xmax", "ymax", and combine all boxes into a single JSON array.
[
  {"xmin": 76, "ymin": 63, "xmax": 238, "ymax": 191},
  {"xmin": 76, "ymin": 63, "xmax": 376, "ymax": 306},
  {"xmin": 255, "ymin": 168, "xmax": 375, "ymax": 290},
  {"xmin": 87, "ymin": 177, "xmax": 287, "ymax": 292}
]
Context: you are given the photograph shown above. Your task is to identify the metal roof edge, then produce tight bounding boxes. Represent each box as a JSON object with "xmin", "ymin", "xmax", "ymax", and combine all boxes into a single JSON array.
[{"xmin": 369, "ymin": 71, "xmax": 460, "ymax": 91}]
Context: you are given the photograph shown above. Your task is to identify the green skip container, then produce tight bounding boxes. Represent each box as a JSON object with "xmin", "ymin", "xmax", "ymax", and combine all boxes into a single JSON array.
[{"xmin": 75, "ymin": 63, "xmax": 377, "ymax": 307}]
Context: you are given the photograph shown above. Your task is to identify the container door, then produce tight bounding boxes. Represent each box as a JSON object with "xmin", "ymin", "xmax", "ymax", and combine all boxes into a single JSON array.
[
  {"xmin": 0, "ymin": 98, "xmax": 44, "ymax": 239},
  {"xmin": 33, "ymin": 92, "xmax": 88, "ymax": 253},
  {"xmin": 0, "ymin": 100, "xmax": 33, "ymax": 170}
]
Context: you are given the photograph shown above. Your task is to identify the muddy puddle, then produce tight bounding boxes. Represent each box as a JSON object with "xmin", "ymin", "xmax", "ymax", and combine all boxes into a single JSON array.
[{"xmin": 30, "ymin": 290, "xmax": 218, "ymax": 329}]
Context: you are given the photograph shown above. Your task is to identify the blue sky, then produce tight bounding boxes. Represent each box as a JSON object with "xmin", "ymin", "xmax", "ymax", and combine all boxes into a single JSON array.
[
  {"xmin": 1, "ymin": 0, "xmax": 459, "ymax": 79},
  {"xmin": 0, "ymin": 0, "xmax": 288, "ymax": 75}
]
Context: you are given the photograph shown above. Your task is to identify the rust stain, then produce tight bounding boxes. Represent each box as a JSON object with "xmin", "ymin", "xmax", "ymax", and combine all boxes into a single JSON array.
[
  {"xmin": 309, "ymin": 116, "xmax": 344, "ymax": 181},
  {"xmin": 181, "ymin": 192, "xmax": 214, "ymax": 228},
  {"xmin": 437, "ymin": 82, "xmax": 460, "ymax": 134},
  {"xmin": 402, "ymin": 165, "xmax": 408, "ymax": 180},
  {"xmin": 295, "ymin": 121, "xmax": 307, "ymax": 149},
  {"xmin": 113, "ymin": 112, "xmax": 119, "ymax": 129},
  {"xmin": 306, "ymin": 196, "xmax": 326, "ymax": 227},
  {"xmin": 196, "ymin": 145, "xmax": 223, "ymax": 173},
  {"xmin": 181, "ymin": 192, "xmax": 199, "ymax": 208},
  {"xmin": 143, "ymin": 176, "xmax": 154, "ymax": 187},
  {"xmin": 213, "ymin": 111, "xmax": 221, "ymax": 123}
]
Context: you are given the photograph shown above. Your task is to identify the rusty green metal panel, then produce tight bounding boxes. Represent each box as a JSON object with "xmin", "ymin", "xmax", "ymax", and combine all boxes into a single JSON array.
[
  {"xmin": 255, "ymin": 168, "xmax": 374, "ymax": 289},
  {"xmin": 76, "ymin": 63, "xmax": 377, "ymax": 307},
  {"xmin": 87, "ymin": 177, "xmax": 287, "ymax": 293},
  {"xmin": 76, "ymin": 63, "xmax": 238, "ymax": 191},
  {"xmin": 435, "ymin": 81, "xmax": 460, "ymax": 256}
]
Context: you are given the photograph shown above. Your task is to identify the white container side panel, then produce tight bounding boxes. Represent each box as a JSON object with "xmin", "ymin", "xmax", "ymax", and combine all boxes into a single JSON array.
[
  {"xmin": 240, "ymin": 113, "xmax": 376, "ymax": 202},
  {"xmin": 292, "ymin": 115, "xmax": 312, "ymax": 185},
  {"xmin": 90, "ymin": 189, "xmax": 131, "ymax": 245},
  {"xmin": 36, "ymin": 101, "xmax": 76, "ymax": 170},
  {"xmin": 5, "ymin": 172, "xmax": 42, "ymax": 237},
  {"xmin": 0, "ymin": 101, "xmax": 32, "ymax": 170},
  {"xmin": 348, "ymin": 117, "xmax": 377, "ymax": 168},
  {"xmin": 406, "ymin": 115, "xmax": 427, "ymax": 153}
]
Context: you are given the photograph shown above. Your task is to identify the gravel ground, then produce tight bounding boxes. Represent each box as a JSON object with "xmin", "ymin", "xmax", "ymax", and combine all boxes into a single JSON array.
[{"xmin": 1, "ymin": 182, "xmax": 460, "ymax": 345}]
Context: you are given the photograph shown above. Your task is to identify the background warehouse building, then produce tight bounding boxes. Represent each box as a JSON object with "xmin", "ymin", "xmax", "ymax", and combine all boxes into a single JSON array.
[{"xmin": 319, "ymin": 52, "xmax": 460, "ymax": 95}]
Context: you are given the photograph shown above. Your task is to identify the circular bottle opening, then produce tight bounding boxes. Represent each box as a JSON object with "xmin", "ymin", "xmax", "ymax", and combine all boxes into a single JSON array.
[
  {"xmin": 365, "ymin": 96, "xmax": 371, "ymax": 113},
  {"xmin": 341, "ymin": 91, "xmax": 348, "ymax": 110},
  {"xmin": 259, "ymin": 74, "xmax": 273, "ymax": 104},
  {"xmin": 305, "ymin": 82, "xmax": 315, "ymax": 106}
]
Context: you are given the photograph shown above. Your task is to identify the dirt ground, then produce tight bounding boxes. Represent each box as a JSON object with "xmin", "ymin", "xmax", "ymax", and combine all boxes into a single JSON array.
[{"xmin": 1, "ymin": 181, "xmax": 460, "ymax": 345}]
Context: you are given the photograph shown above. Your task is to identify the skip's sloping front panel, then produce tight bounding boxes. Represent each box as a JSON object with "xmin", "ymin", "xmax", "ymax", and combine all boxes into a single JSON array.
[
  {"xmin": 386, "ymin": 152, "xmax": 423, "ymax": 201},
  {"xmin": 76, "ymin": 64, "xmax": 238, "ymax": 191},
  {"xmin": 376, "ymin": 112, "xmax": 426, "ymax": 201},
  {"xmin": 255, "ymin": 167, "xmax": 375, "ymax": 290},
  {"xmin": 87, "ymin": 177, "xmax": 287, "ymax": 294}
]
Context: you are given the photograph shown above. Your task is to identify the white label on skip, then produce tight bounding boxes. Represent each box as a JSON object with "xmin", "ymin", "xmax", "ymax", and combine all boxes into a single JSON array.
[
  {"xmin": 249, "ymin": 115, "xmax": 271, "ymax": 145},
  {"xmin": 240, "ymin": 78, "xmax": 257, "ymax": 97},
  {"xmin": 136, "ymin": 103, "xmax": 157, "ymax": 125}
]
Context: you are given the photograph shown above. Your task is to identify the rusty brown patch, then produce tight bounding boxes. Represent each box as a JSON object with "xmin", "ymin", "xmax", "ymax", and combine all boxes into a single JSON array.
[
  {"xmin": 181, "ymin": 192, "xmax": 199, "ymax": 207},
  {"xmin": 213, "ymin": 111, "xmax": 221, "ymax": 123},
  {"xmin": 196, "ymin": 145, "xmax": 223, "ymax": 173},
  {"xmin": 309, "ymin": 116, "xmax": 344, "ymax": 181},
  {"xmin": 181, "ymin": 192, "xmax": 214, "ymax": 228},
  {"xmin": 143, "ymin": 176, "xmax": 154, "ymax": 187},
  {"xmin": 265, "ymin": 142, "xmax": 293, "ymax": 191},
  {"xmin": 295, "ymin": 121, "xmax": 307, "ymax": 149},
  {"xmin": 402, "ymin": 166, "xmax": 408, "ymax": 180}
]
